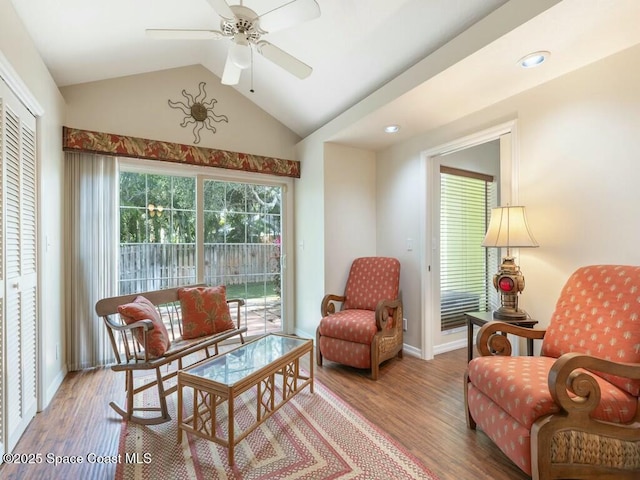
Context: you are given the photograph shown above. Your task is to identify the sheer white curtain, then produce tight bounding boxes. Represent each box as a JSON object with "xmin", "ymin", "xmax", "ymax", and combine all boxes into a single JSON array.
[{"xmin": 64, "ymin": 152, "xmax": 118, "ymax": 370}]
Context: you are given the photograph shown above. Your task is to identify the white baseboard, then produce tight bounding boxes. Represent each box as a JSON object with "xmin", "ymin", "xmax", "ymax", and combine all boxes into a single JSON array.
[
  {"xmin": 42, "ymin": 366, "xmax": 67, "ymax": 411},
  {"xmin": 294, "ymin": 327, "xmax": 315, "ymax": 341},
  {"xmin": 402, "ymin": 343, "xmax": 422, "ymax": 358},
  {"xmin": 433, "ymin": 337, "xmax": 466, "ymax": 356}
]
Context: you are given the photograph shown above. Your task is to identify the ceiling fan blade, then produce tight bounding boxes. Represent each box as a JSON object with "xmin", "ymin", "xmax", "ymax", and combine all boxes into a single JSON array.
[
  {"xmin": 256, "ymin": 41, "xmax": 312, "ymax": 79},
  {"xmin": 221, "ymin": 51, "xmax": 242, "ymax": 85},
  {"xmin": 146, "ymin": 29, "xmax": 224, "ymax": 40},
  {"xmin": 206, "ymin": 0, "xmax": 235, "ymax": 21},
  {"xmin": 258, "ymin": 0, "xmax": 320, "ymax": 33}
]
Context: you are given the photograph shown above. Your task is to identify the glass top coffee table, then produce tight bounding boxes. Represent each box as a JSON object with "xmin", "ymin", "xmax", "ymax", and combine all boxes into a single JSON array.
[{"xmin": 177, "ymin": 333, "xmax": 314, "ymax": 465}]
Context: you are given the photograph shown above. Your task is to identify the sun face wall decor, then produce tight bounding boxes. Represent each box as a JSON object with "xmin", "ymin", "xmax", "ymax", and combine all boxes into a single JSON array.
[{"xmin": 168, "ymin": 82, "xmax": 228, "ymax": 144}]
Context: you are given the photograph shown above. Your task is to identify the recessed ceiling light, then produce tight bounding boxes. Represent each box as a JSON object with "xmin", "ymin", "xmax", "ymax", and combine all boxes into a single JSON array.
[
  {"xmin": 384, "ymin": 125, "xmax": 400, "ymax": 133},
  {"xmin": 518, "ymin": 51, "xmax": 550, "ymax": 68}
]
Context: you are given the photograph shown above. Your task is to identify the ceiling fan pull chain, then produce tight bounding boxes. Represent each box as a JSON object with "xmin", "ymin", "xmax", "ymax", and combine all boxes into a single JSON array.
[{"xmin": 250, "ymin": 46, "xmax": 255, "ymax": 93}]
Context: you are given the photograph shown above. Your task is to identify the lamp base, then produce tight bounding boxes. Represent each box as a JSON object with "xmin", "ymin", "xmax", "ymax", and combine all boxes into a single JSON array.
[
  {"xmin": 492, "ymin": 255, "xmax": 527, "ymax": 322},
  {"xmin": 492, "ymin": 307, "xmax": 527, "ymax": 321}
]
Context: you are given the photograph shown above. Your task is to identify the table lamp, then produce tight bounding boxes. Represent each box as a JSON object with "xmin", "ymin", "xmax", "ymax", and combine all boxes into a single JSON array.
[{"xmin": 482, "ymin": 206, "xmax": 538, "ymax": 320}]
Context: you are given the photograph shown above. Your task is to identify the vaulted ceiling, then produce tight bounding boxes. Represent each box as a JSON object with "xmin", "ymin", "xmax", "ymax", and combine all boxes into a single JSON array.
[
  {"xmin": 10, "ymin": 0, "xmax": 507, "ymax": 136},
  {"xmin": 10, "ymin": 0, "xmax": 640, "ymax": 150}
]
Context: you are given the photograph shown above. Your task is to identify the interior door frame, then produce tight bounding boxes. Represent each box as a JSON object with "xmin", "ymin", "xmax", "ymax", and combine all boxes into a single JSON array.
[{"xmin": 420, "ymin": 120, "xmax": 519, "ymax": 360}]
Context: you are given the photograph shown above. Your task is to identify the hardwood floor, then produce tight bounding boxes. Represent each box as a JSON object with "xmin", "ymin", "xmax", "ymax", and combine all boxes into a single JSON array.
[{"xmin": 0, "ymin": 347, "xmax": 529, "ymax": 480}]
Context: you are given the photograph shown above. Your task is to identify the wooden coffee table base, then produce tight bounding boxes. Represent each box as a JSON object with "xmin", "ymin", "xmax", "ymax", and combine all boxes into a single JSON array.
[{"xmin": 177, "ymin": 339, "xmax": 313, "ymax": 465}]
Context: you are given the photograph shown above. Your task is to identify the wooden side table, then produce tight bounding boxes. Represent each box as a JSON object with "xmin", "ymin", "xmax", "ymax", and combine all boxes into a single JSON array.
[{"xmin": 465, "ymin": 311, "xmax": 538, "ymax": 362}]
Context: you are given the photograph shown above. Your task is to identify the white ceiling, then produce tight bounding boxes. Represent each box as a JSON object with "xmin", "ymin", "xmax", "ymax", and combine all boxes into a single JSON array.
[
  {"xmin": 10, "ymin": 0, "xmax": 508, "ymax": 137},
  {"xmin": 330, "ymin": 0, "xmax": 640, "ymax": 150},
  {"xmin": 10, "ymin": 0, "xmax": 640, "ymax": 151}
]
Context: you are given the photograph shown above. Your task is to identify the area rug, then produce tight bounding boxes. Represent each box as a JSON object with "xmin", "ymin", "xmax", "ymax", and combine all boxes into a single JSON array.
[{"xmin": 115, "ymin": 378, "xmax": 440, "ymax": 479}]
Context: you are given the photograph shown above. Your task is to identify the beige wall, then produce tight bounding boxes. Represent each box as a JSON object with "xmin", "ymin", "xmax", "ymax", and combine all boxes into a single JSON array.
[
  {"xmin": 0, "ymin": 0, "xmax": 67, "ymax": 407},
  {"xmin": 376, "ymin": 43, "xmax": 640, "ymax": 354},
  {"xmin": 61, "ymin": 65, "xmax": 300, "ymax": 160},
  {"xmin": 293, "ymin": 142, "xmax": 377, "ymax": 338},
  {"xmin": 324, "ymin": 145, "xmax": 377, "ymax": 287}
]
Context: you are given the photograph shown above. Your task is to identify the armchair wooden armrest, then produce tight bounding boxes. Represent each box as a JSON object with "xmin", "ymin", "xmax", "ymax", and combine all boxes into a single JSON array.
[
  {"xmin": 321, "ymin": 294, "xmax": 346, "ymax": 316},
  {"xmin": 532, "ymin": 352, "xmax": 640, "ymax": 479},
  {"xmin": 476, "ymin": 320, "xmax": 547, "ymax": 356},
  {"xmin": 375, "ymin": 298, "xmax": 402, "ymax": 331},
  {"xmin": 549, "ymin": 352, "xmax": 640, "ymax": 422}
]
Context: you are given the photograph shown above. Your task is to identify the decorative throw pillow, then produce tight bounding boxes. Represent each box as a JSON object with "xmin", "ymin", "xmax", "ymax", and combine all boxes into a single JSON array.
[
  {"xmin": 178, "ymin": 285, "xmax": 235, "ymax": 339},
  {"xmin": 117, "ymin": 295, "xmax": 170, "ymax": 358}
]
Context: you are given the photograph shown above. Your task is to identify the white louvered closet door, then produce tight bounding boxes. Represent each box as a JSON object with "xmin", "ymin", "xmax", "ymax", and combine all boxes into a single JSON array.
[{"xmin": 0, "ymin": 78, "xmax": 38, "ymax": 454}]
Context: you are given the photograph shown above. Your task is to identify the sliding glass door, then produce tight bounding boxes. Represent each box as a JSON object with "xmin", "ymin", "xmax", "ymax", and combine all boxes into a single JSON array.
[
  {"xmin": 202, "ymin": 180, "xmax": 282, "ymax": 337},
  {"xmin": 118, "ymin": 166, "xmax": 287, "ymax": 338}
]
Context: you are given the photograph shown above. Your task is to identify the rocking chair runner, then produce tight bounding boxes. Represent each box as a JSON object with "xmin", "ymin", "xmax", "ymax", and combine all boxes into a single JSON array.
[{"xmin": 465, "ymin": 265, "xmax": 640, "ymax": 479}]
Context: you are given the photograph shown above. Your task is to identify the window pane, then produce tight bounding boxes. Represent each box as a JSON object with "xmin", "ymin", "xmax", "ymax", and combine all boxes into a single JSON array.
[
  {"xmin": 147, "ymin": 211, "xmax": 168, "ymax": 243},
  {"xmin": 119, "ymin": 171, "xmax": 196, "ymax": 292},
  {"xmin": 173, "ymin": 176, "xmax": 196, "ymax": 209},
  {"xmin": 226, "ymin": 183, "xmax": 246, "ymax": 212},
  {"xmin": 204, "ymin": 180, "xmax": 225, "ymax": 210},
  {"xmin": 119, "ymin": 206, "xmax": 145, "ymax": 243},
  {"xmin": 225, "ymin": 212, "xmax": 247, "ymax": 243},
  {"xmin": 171, "ymin": 210, "xmax": 196, "ymax": 243},
  {"xmin": 204, "ymin": 211, "xmax": 224, "ymax": 243},
  {"xmin": 120, "ymin": 172, "xmax": 147, "ymax": 207},
  {"xmin": 147, "ymin": 174, "xmax": 171, "ymax": 207}
]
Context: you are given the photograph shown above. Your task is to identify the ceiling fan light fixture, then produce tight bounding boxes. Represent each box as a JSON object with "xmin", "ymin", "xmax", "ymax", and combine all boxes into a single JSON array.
[
  {"xmin": 230, "ymin": 34, "xmax": 251, "ymax": 69},
  {"xmin": 518, "ymin": 51, "xmax": 550, "ymax": 68},
  {"xmin": 153, "ymin": 0, "xmax": 321, "ymax": 85}
]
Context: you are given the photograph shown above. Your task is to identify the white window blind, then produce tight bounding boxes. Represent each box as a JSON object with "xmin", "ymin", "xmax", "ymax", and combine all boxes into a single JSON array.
[{"xmin": 440, "ymin": 166, "xmax": 498, "ymax": 331}]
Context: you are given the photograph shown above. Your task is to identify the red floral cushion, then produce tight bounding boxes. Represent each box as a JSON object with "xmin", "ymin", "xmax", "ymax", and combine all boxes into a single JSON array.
[
  {"xmin": 118, "ymin": 295, "xmax": 170, "ymax": 358},
  {"xmin": 319, "ymin": 309, "xmax": 378, "ymax": 344},
  {"xmin": 468, "ymin": 356, "xmax": 637, "ymax": 428},
  {"xmin": 318, "ymin": 337, "xmax": 371, "ymax": 369},
  {"xmin": 541, "ymin": 265, "xmax": 640, "ymax": 395},
  {"xmin": 343, "ymin": 257, "xmax": 400, "ymax": 311},
  {"xmin": 178, "ymin": 286, "xmax": 235, "ymax": 339},
  {"xmin": 467, "ymin": 383, "xmax": 533, "ymax": 474}
]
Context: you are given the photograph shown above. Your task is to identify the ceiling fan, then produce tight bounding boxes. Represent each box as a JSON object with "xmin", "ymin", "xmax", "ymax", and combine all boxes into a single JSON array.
[{"xmin": 147, "ymin": 0, "xmax": 320, "ymax": 86}]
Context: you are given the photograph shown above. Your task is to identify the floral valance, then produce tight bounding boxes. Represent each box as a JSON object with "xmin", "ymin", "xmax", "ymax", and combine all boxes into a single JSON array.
[{"xmin": 62, "ymin": 127, "xmax": 300, "ymax": 178}]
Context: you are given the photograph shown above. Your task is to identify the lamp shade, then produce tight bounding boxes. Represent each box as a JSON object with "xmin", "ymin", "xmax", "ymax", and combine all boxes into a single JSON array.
[{"xmin": 482, "ymin": 206, "xmax": 538, "ymax": 248}]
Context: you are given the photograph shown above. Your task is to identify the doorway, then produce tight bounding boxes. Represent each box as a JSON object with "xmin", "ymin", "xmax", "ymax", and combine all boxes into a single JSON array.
[{"xmin": 421, "ymin": 121, "xmax": 518, "ymax": 359}]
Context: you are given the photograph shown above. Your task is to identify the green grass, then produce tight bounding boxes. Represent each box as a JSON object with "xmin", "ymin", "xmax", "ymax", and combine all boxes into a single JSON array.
[{"xmin": 225, "ymin": 282, "xmax": 279, "ymax": 300}]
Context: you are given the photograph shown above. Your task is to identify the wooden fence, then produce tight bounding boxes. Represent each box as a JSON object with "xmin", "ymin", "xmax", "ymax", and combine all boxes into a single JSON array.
[{"xmin": 119, "ymin": 243, "xmax": 280, "ymax": 294}]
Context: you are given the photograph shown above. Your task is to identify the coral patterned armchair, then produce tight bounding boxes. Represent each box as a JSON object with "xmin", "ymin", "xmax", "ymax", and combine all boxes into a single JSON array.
[
  {"xmin": 465, "ymin": 265, "xmax": 640, "ymax": 480},
  {"xmin": 316, "ymin": 257, "xmax": 403, "ymax": 380}
]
